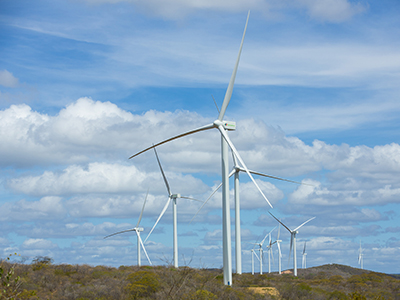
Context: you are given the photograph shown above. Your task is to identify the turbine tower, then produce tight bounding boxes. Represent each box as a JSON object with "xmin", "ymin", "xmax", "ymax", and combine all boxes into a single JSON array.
[
  {"xmin": 302, "ymin": 241, "xmax": 307, "ymax": 269},
  {"xmin": 358, "ymin": 240, "xmax": 363, "ymax": 269},
  {"xmin": 269, "ymin": 212, "xmax": 315, "ymax": 276},
  {"xmin": 129, "ymin": 12, "xmax": 273, "ymax": 286},
  {"xmin": 251, "ymin": 249, "xmax": 255, "ymax": 275},
  {"xmin": 104, "ymin": 191, "xmax": 152, "ymax": 266},
  {"xmin": 276, "ymin": 225, "xmax": 282, "ymax": 274},
  {"xmin": 145, "ymin": 147, "xmax": 202, "ymax": 268}
]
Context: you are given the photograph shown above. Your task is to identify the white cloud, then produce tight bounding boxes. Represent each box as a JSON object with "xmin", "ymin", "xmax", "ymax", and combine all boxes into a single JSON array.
[
  {"xmin": 0, "ymin": 196, "xmax": 66, "ymax": 221},
  {"xmin": 289, "ymin": 178, "xmax": 400, "ymax": 207},
  {"xmin": 297, "ymin": 0, "xmax": 366, "ymax": 22},
  {"xmin": 0, "ymin": 70, "xmax": 19, "ymax": 88},
  {"xmin": 83, "ymin": 0, "xmax": 365, "ymax": 22},
  {"xmin": 8, "ymin": 162, "xmax": 208, "ymax": 197},
  {"xmin": 3, "ymin": 99, "xmax": 400, "ymax": 214}
]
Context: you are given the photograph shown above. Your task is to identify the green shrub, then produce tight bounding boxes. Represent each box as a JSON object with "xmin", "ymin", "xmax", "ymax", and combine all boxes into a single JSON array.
[
  {"xmin": 125, "ymin": 270, "xmax": 160, "ymax": 299},
  {"xmin": 31, "ymin": 256, "xmax": 53, "ymax": 271},
  {"xmin": 184, "ymin": 289, "xmax": 218, "ymax": 300},
  {"xmin": 328, "ymin": 290, "xmax": 349, "ymax": 300}
]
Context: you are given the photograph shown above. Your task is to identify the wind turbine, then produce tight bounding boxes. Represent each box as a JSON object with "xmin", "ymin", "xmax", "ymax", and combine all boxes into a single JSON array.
[
  {"xmin": 129, "ymin": 11, "xmax": 272, "ymax": 286},
  {"xmin": 243, "ymin": 249, "xmax": 256, "ymax": 275},
  {"xmin": 269, "ymin": 211, "xmax": 315, "ymax": 276},
  {"xmin": 190, "ymin": 152, "xmax": 306, "ymax": 275},
  {"xmin": 251, "ymin": 227, "xmax": 275, "ymax": 275},
  {"xmin": 358, "ymin": 240, "xmax": 363, "ymax": 269},
  {"xmin": 302, "ymin": 241, "xmax": 307, "ymax": 269},
  {"xmin": 104, "ymin": 190, "xmax": 152, "ymax": 266},
  {"xmin": 266, "ymin": 229, "xmax": 277, "ymax": 273},
  {"xmin": 144, "ymin": 147, "xmax": 202, "ymax": 268}
]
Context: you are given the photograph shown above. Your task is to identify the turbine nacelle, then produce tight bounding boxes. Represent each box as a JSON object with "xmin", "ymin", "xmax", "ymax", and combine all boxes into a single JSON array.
[
  {"xmin": 172, "ymin": 193, "xmax": 181, "ymax": 199},
  {"xmin": 213, "ymin": 120, "xmax": 236, "ymax": 131},
  {"xmin": 135, "ymin": 227, "xmax": 144, "ymax": 232}
]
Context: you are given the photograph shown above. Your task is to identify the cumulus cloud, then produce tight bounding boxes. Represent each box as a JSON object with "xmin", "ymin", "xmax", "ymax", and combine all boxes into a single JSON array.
[
  {"xmin": 0, "ymin": 197, "xmax": 66, "ymax": 221},
  {"xmin": 0, "ymin": 70, "xmax": 19, "ymax": 88},
  {"xmin": 8, "ymin": 162, "xmax": 208, "ymax": 197},
  {"xmin": 288, "ymin": 178, "xmax": 400, "ymax": 207},
  {"xmin": 0, "ymin": 98, "xmax": 215, "ymax": 168}
]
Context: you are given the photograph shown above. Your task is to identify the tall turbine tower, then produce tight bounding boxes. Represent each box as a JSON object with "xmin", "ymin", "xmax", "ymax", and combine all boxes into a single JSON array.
[
  {"xmin": 358, "ymin": 240, "xmax": 363, "ymax": 269},
  {"xmin": 276, "ymin": 225, "xmax": 282, "ymax": 274},
  {"xmin": 104, "ymin": 191, "xmax": 152, "ymax": 266},
  {"xmin": 129, "ymin": 12, "xmax": 273, "ymax": 286},
  {"xmin": 145, "ymin": 147, "xmax": 202, "ymax": 268},
  {"xmin": 269, "ymin": 212, "xmax": 315, "ymax": 276},
  {"xmin": 302, "ymin": 241, "xmax": 307, "ymax": 269}
]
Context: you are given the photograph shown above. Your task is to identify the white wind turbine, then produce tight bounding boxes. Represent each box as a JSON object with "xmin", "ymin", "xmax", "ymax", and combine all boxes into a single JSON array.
[
  {"xmin": 104, "ymin": 191, "xmax": 152, "ymax": 266},
  {"xmin": 129, "ymin": 12, "xmax": 273, "ymax": 286},
  {"xmin": 266, "ymin": 229, "xmax": 277, "ymax": 273},
  {"xmin": 358, "ymin": 240, "xmax": 363, "ymax": 269},
  {"xmin": 269, "ymin": 212, "xmax": 315, "ymax": 276},
  {"xmin": 190, "ymin": 152, "xmax": 305, "ymax": 275},
  {"xmin": 251, "ymin": 227, "xmax": 275, "ymax": 275},
  {"xmin": 302, "ymin": 241, "xmax": 307, "ymax": 269},
  {"xmin": 144, "ymin": 147, "xmax": 202, "ymax": 268},
  {"xmin": 243, "ymin": 249, "xmax": 257, "ymax": 275},
  {"xmin": 276, "ymin": 225, "xmax": 283, "ymax": 274}
]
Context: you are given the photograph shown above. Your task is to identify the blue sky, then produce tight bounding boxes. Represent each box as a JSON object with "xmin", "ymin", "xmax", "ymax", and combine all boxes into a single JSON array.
[{"xmin": 1, "ymin": 0, "xmax": 400, "ymax": 274}]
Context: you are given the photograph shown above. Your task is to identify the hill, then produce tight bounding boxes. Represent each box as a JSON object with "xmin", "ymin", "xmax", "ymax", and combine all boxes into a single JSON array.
[{"xmin": 1, "ymin": 257, "xmax": 399, "ymax": 299}]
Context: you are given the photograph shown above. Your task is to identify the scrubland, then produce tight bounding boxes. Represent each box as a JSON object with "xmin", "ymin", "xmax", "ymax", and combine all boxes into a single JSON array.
[{"xmin": 1, "ymin": 256, "xmax": 399, "ymax": 299}]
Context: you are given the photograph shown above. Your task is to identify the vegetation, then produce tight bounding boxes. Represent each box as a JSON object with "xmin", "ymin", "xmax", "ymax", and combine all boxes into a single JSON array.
[{"xmin": 1, "ymin": 257, "xmax": 399, "ymax": 300}]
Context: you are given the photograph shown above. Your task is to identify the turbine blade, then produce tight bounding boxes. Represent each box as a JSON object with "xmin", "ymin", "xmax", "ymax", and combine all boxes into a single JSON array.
[
  {"xmin": 261, "ymin": 227, "xmax": 276, "ymax": 246},
  {"xmin": 180, "ymin": 196, "xmax": 203, "ymax": 203},
  {"xmin": 136, "ymin": 189, "xmax": 149, "ymax": 228},
  {"xmin": 218, "ymin": 125, "xmax": 273, "ymax": 208},
  {"xmin": 104, "ymin": 229, "xmax": 135, "ymax": 239},
  {"xmin": 236, "ymin": 166, "xmax": 308, "ymax": 186},
  {"xmin": 154, "ymin": 147, "xmax": 172, "ymax": 196},
  {"xmin": 268, "ymin": 211, "xmax": 292, "ymax": 233},
  {"xmin": 189, "ymin": 182, "xmax": 223, "ymax": 224},
  {"xmin": 288, "ymin": 234, "xmax": 293, "ymax": 267},
  {"xmin": 218, "ymin": 11, "xmax": 250, "ymax": 121},
  {"xmin": 129, "ymin": 123, "xmax": 214, "ymax": 159},
  {"xmin": 294, "ymin": 216, "xmax": 316, "ymax": 232},
  {"xmin": 212, "ymin": 95, "xmax": 220, "ymax": 113},
  {"xmin": 231, "ymin": 150, "xmax": 239, "ymax": 167},
  {"xmin": 277, "ymin": 224, "xmax": 281, "ymax": 240},
  {"xmin": 260, "ymin": 232, "xmax": 270, "ymax": 246},
  {"xmin": 253, "ymin": 251, "xmax": 260, "ymax": 262},
  {"xmin": 303, "ymin": 241, "xmax": 306, "ymax": 254},
  {"xmin": 144, "ymin": 196, "xmax": 172, "ymax": 243},
  {"xmin": 137, "ymin": 231, "xmax": 152, "ymax": 265}
]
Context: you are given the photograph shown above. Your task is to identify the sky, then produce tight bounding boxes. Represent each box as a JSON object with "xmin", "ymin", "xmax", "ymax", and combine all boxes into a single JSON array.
[{"xmin": 1, "ymin": 0, "xmax": 400, "ymax": 275}]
